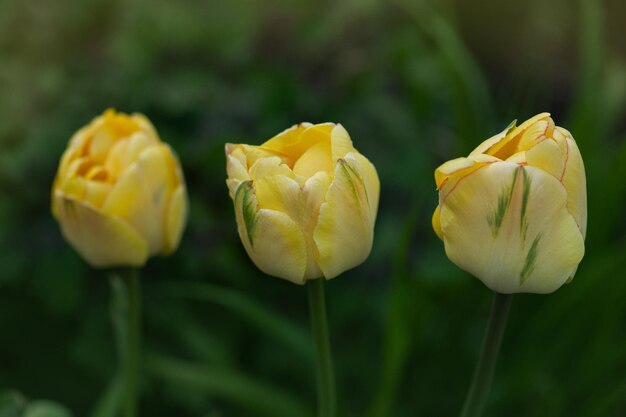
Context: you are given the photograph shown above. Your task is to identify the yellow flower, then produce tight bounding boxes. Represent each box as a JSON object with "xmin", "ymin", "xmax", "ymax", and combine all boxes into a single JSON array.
[
  {"xmin": 226, "ymin": 123, "xmax": 380, "ymax": 284},
  {"xmin": 52, "ymin": 109, "xmax": 188, "ymax": 268},
  {"xmin": 432, "ymin": 113, "xmax": 586, "ymax": 294}
]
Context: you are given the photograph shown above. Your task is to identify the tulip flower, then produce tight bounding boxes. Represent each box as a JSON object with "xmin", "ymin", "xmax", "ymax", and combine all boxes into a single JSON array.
[
  {"xmin": 434, "ymin": 113, "xmax": 587, "ymax": 417},
  {"xmin": 52, "ymin": 109, "xmax": 188, "ymax": 268},
  {"xmin": 432, "ymin": 113, "xmax": 586, "ymax": 294},
  {"xmin": 225, "ymin": 122, "xmax": 380, "ymax": 285},
  {"xmin": 226, "ymin": 122, "xmax": 379, "ymax": 417},
  {"xmin": 52, "ymin": 109, "xmax": 188, "ymax": 417}
]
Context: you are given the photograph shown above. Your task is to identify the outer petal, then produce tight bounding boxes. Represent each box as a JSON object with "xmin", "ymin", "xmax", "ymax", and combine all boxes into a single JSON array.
[
  {"xmin": 439, "ymin": 162, "xmax": 584, "ymax": 294},
  {"xmin": 102, "ymin": 144, "xmax": 177, "ymax": 255},
  {"xmin": 432, "ymin": 205, "xmax": 443, "ymax": 240},
  {"xmin": 164, "ymin": 185, "xmax": 188, "ymax": 254},
  {"xmin": 252, "ymin": 165, "xmax": 328, "ymax": 279},
  {"xmin": 313, "ymin": 152, "xmax": 379, "ymax": 279},
  {"xmin": 53, "ymin": 193, "xmax": 148, "ymax": 267},
  {"xmin": 234, "ymin": 181, "xmax": 307, "ymax": 284},
  {"xmin": 559, "ymin": 132, "xmax": 587, "ymax": 238}
]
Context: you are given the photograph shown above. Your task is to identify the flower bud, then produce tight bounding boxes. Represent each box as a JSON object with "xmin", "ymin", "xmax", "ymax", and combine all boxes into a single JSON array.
[
  {"xmin": 226, "ymin": 123, "xmax": 380, "ymax": 284},
  {"xmin": 52, "ymin": 109, "xmax": 188, "ymax": 268},
  {"xmin": 432, "ymin": 113, "xmax": 586, "ymax": 294}
]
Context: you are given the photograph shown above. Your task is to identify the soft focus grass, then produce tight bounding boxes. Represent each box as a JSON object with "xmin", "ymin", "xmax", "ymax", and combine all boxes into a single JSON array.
[{"xmin": 1, "ymin": 0, "xmax": 626, "ymax": 416}]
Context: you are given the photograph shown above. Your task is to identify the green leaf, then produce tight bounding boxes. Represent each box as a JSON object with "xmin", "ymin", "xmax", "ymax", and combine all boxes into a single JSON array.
[{"xmin": 147, "ymin": 355, "xmax": 312, "ymax": 417}]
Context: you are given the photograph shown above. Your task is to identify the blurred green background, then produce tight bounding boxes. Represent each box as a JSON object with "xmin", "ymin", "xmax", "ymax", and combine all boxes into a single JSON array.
[{"xmin": 1, "ymin": 0, "xmax": 626, "ymax": 416}]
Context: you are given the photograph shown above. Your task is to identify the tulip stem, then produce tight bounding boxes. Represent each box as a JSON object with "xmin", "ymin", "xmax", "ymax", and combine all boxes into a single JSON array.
[
  {"xmin": 307, "ymin": 278, "xmax": 337, "ymax": 417},
  {"xmin": 124, "ymin": 268, "xmax": 141, "ymax": 417},
  {"xmin": 460, "ymin": 292, "xmax": 512, "ymax": 417}
]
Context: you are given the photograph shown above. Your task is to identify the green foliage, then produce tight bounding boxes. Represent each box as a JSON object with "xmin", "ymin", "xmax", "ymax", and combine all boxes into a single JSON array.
[{"xmin": 1, "ymin": 0, "xmax": 626, "ymax": 416}]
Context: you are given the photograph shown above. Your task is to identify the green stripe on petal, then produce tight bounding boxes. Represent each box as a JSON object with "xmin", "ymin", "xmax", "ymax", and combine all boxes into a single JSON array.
[
  {"xmin": 235, "ymin": 181, "xmax": 258, "ymax": 247},
  {"xmin": 520, "ymin": 233, "xmax": 541, "ymax": 284},
  {"xmin": 487, "ymin": 167, "xmax": 519, "ymax": 237},
  {"xmin": 520, "ymin": 167, "xmax": 531, "ymax": 241}
]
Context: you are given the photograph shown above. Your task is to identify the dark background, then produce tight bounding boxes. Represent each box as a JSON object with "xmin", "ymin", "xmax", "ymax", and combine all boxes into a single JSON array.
[{"xmin": 1, "ymin": 0, "xmax": 626, "ymax": 416}]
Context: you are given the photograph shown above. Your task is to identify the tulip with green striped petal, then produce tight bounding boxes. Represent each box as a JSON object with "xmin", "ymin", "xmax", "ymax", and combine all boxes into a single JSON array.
[
  {"xmin": 432, "ymin": 113, "xmax": 586, "ymax": 417},
  {"xmin": 226, "ymin": 123, "xmax": 380, "ymax": 417},
  {"xmin": 433, "ymin": 113, "xmax": 586, "ymax": 294}
]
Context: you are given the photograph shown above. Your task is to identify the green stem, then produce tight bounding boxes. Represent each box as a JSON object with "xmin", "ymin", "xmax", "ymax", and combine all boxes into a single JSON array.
[
  {"xmin": 307, "ymin": 278, "xmax": 337, "ymax": 417},
  {"xmin": 460, "ymin": 292, "xmax": 512, "ymax": 417},
  {"xmin": 125, "ymin": 268, "xmax": 141, "ymax": 417}
]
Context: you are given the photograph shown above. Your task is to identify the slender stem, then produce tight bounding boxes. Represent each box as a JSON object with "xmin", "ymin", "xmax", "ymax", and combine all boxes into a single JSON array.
[
  {"xmin": 460, "ymin": 292, "xmax": 512, "ymax": 417},
  {"xmin": 125, "ymin": 268, "xmax": 141, "ymax": 417},
  {"xmin": 307, "ymin": 278, "xmax": 337, "ymax": 417}
]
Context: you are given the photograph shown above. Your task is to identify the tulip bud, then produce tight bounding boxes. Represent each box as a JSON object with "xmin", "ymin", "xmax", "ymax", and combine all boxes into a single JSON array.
[
  {"xmin": 432, "ymin": 113, "xmax": 586, "ymax": 294},
  {"xmin": 226, "ymin": 123, "xmax": 380, "ymax": 284},
  {"xmin": 52, "ymin": 109, "xmax": 188, "ymax": 268}
]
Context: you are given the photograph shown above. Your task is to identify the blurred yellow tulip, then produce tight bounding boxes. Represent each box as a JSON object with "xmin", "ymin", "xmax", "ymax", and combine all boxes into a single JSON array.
[
  {"xmin": 432, "ymin": 113, "xmax": 586, "ymax": 294},
  {"xmin": 226, "ymin": 123, "xmax": 380, "ymax": 284},
  {"xmin": 52, "ymin": 109, "xmax": 188, "ymax": 268}
]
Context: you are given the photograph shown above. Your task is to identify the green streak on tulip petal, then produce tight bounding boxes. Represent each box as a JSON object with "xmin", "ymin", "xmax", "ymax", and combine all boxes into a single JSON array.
[
  {"xmin": 341, "ymin": 159, "xmax": 369, "ymax": 205},
  {"xmin": 487, "ymin": 168, "xmax": 518, "ymax": 237},
  {"xmin": 338, "ymin": 159, "xmax": 363, "ymax": 206},
  {"xmin": 520, "ymin": 168, "xmax": 531, "ymax": 242},
  {"xmin": 235, "ymin": 181, "xmax": 258, "ymax": 247},
  {"xmin": 520, "ymin": 234, "xmax": 541, "ymax": 284}
]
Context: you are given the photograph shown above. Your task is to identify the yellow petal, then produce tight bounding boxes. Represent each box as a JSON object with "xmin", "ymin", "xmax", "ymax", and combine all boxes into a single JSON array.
[
  {"xmin": 313, "ymin": 152, "xmax": 379, "ymax": 279},
  {"xmin": 349, "ymin": 152, "xmax": 380, "ymax": 220},
  {"xmin": 225, "ymin": 144, "xmax": 251, "ymax": 198},
  {"xmin": 102, "ymin": 145, "xmax": 177, "ymax": 255},
  {"xmin": 470, "ymin": 113, "xmax": 551, "ymax": 158},
  {"xmin": 432, "ymin": 205, "xmax": 443, "ymax": 240},
  {"xmin": 435, "ymin": 157, "xmax": 497, "ymax": 200},
  {"xmin": 292, "ymin": 139, "xmax": 332, "ymax": 178},
  {"xmin": 259, "ymin": 123, "xmax": 312, "ymax": 155},
  {"xmin": 234, "ymin": 181, "xmax": 307, "ymax": 284},
  {"xmin": 164, "ymin": 184, "xmax": 188, "ymax": 254},
  {"xmin": 253, "ymin": 173, "xmax": 302, "ymax": 223},
  {"xmin": 106, "ymin": 132, "xmax": 157, "ymax": 179},
  {"xmin": 248, "ymin": 156, "xmax": 295, "ymax": 181},
  {"xmin": 53, "ymin": 193, "xmax": 148, "ymax": 267},
  {"xmin": 435, "ymin": 157, "xmax": 476, "ymax": 189},
  {"xmin": 470, "ymin": 130, "xmax": 508, "ymax": 157},
  {"xmin": 330, "ymin": 124, "xmax": 355, "ymax": 161},
  {"xmin": 439, "ymin": 162, "xmax": 584, "ymax": 294},
  {"xmin": 262, "ymin": 123, "xmax": 334, "ymax": 164},
  {"xmin": 525, "ymin": 137, "xmax": 566, "ymax": 179},
  {"xmin": 561, "ymin": 135, "xmax": 587, "ymax": 237}
]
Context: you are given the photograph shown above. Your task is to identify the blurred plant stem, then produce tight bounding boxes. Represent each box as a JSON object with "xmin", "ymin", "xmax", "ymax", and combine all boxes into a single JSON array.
[
  {"xmin": 124, "ymin": 268, "xmax": 141, "ymax": 417},
  {"xmin": 307, "ymin": 278, "xmax": 336, "ymax": 417},
  {"xmin": 460, "ymin": 292, "xmax": 512, "ymax": 417}
]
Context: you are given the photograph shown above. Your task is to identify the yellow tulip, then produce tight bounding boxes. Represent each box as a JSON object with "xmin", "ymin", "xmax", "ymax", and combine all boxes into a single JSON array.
[
  {"xmin": 226, "ymin": 123, "xmax": 380, "ymax": 284},
  {"xmin": 52, "ymin": 109, "xmax": 188, "ymax": 268},
  {"xmin": 432, "ymin": 113, "xmax": 586, "ymax": 294}
]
